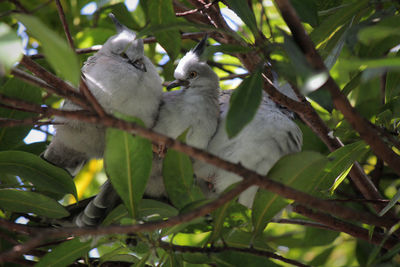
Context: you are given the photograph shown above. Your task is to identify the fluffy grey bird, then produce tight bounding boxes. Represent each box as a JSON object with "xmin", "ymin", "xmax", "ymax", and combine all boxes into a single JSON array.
[
  {"xmin": 75, "ymin": 36, "xmax": 220, "ymax": 226},
  {"xmin": 194, "ymin": 87, "xmax": 303, "ymax": 208},
  {"xmin": 43, "ymin": 14, "xmax": 163, "ymax": 175},
  {"xmin": 147, "ymin": 35, "xmax": 220, "ymax": 198}
]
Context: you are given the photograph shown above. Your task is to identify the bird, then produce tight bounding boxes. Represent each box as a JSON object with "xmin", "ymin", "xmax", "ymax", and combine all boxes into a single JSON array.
[
  {"xmin": 147, "ymin": 34, "xmax": 220, "ymax": 198},
  {"xmin": 194, "ymin": 86, "xmax": 303, "ymax": 208},
  {"xmin": 75, "ymin": 35, "xmax": 220, "ymax": 226},
  {"xmin": 42, "ymin": 14, "xmax": 163, "ymax": 176}
]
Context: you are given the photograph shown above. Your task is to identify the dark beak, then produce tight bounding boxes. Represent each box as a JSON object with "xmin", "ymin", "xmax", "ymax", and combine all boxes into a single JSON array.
[
  {"xmin": 166, "ymin": 80, "xmax": 189, "ymax": 91},
  {"xmin": 130, "ymin": 60, "xmax": 147, "ymax": 72}
]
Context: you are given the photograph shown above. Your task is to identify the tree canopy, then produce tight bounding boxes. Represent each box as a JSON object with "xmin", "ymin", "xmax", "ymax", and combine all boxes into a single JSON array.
[{"xmin": 1, "ymin": 0, "xmax": 400, "ymax": 266}]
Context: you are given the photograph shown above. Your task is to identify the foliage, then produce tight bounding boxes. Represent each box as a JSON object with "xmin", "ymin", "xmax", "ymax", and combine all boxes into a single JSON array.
[{"xmin": 0, "ymin": 0, "xmax": 400, "ymax": 266}]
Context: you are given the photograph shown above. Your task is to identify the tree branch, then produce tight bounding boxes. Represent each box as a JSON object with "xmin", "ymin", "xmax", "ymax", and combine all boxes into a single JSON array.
[
  {"xmin": 0, "ymin": 94, "xmax": 397, "ymax": 230},
  {"xmin": 158, "ymin": 242, "xmax": 310, "ymax": 267},
  {"xmin": 273, "ymin": 0, "xmax": 400, "ymax": 176},
  {"xmin": 19, "ymin": 56, "xmax": 91, "ymax": 111},
  {"xmin": 55, "ymin": 0, "xmax": 75, "ymax": 50},
  {"xmin": 293, "ymin": 205, "xmax": 398, "ymax": 250}
]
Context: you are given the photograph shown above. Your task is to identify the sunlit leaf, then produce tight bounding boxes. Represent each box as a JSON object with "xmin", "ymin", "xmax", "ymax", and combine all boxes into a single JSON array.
[
  {"xmin": 14, "ymin": 14, "xmax": 80, "ymax": 86},
  {"xmin": 35, "ymin": 238, "xmax": 92, "ymax": 267},
  {"xmin": 226, "ymin": 0, "xmax": 258, "ymax": 35},
  {"xmin": 0, "ymin": 189, "xmax": 69, "ymax": 218},
  {"xmin": 104, "ymin": 127, "xmax": 153, "ymax": 218},
  {"xmin": 0, "ymin": 22, "xmax": 23, "ymax": 74},
  {"xmin": 0, "ymin": 151, "xmax": 77, "ymax": 198},
  {"xmin": 148, "ymin": 0, "xmax": 180, "ymax": 60},
  {"xmin": 226, "ymin": 67, "xmax": 262, "ymax": 138}
]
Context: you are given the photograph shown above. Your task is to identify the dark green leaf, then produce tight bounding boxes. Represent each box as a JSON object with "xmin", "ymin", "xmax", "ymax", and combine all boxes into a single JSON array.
[
  {"xmin": 226, "ymin": 67, "xmax": 262, "ymax": 138},
  {"xmin": 0, "ymin": 189, "xmax": 69, "ymax": 218},
  {"xmin": 0, "ymin": 22, "xmax": 23, "ymax": 74},
  {"xmin": 104, "ymin": 128, "xmax": 153, "ymax": 218},
  {"xmin": 162, "ymin": 147, "xmax": 203, "ymax": 209},
  {"xmin": 252, "ymin": 152, "xmax": 328, "ymax": 235},
  {"xmin": 303, "ymin": 227, "xmax": 339, "ymax": 247},
  {"xmin": 379, "ymin": 188, "xmax": 400, "ymax": 216},
  {"xmin": 0, "ymin": 151, "xmax": 77, "ymax": 198},
  {"xmin": 14, "ymin": 14, "xmax": 80, "ymax": 86},
  {"xmin": 214, "ymin": 251, "xmax": 279, "ymax": 267},
  {"xmin": 309, "ymin": 246, "xmax": 335, "ymax": 266},
  {"xmin": 358, "ymin": 16, "xmax": 400, "ymax": 45},
  {"xmin": 290, "ymin": 0, "xmax": 318, "ymax": 27},
  {"xmin": 0, "ymin": 78, "xmax": 41, "ymax": 150},
  {"xmin": 385, "ymin": 51, "xmax": 400, "ymax": 102},
  {"xmin": 148, "ymin": 0, "xmax": 180, "ymax": 60},
  {"xmin": 311, "ymin": 0, "xmax": 369, "ymax": 46},
  {"xmin": 226, "ymin": 0, "xmax": 258, "ymax": 35},
  {"xmin": 35, "ymin": 238, "xmax": 91, "ymax": 267}
]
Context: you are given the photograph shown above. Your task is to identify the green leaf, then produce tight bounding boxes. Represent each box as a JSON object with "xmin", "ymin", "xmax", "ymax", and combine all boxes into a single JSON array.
[
  {"xmin": 385, "ymin": 51, "xmax": 400, "ymax": 102},
  {"xmin": 0, "ymin": 189, "xmax": 69, "ymax": 218},
  {"xmin": 208, "ymin": 201, "xmax": 233, "ymax": 243},
  {"xmin": 138, "ymin": 199, "xmax": 179, "ymax": 219},
  {"xmin": 226, "ymin": 0, "xmax": 258, "ymax": 36},
  {"xmin": 226, "ymin": 67, "xmax": 262, "ymax": 138},
  {"xmin": 321, "ymin": 141, "xmax": 369, "ymax": 195},
  {"xmin": 358, "ymin": 16, "xmax": 400, "ymax": 45},
  {"xmin": 311, "ymin": 0, "xmax": 369, "ymax": 46},
  {"xmin": 148, "ymin": 0, "xmax": 180, "ymax": 60},
  {"xmin": 252, "ymin": 151, "xmax": 328, "ymax": 235},
  {"xmin": 379, "ymin": 188, "xmax": 400, "ymax": 216},
  {"xmin": 133, "ymin": 253, "xmax": 150, "ymax": 267},
  {"xmin": 104, "ymin": 128, "xmax": 153, "ymax": 218},
  {"xmin": 35, "ymin": 238, "xmax": 91, "ymax": 267},
  {"xmin": 162, "ymin": 146, "xmax": 203, "ymax": 209},
  {"xmin": 309, "ymin": 246, "xmax": 335, "ymax": 266},
  {"xmin": 214, "ymin": 251, "xmax": 279, "ymax": 267},
  {"xmin": 290, "ymin": 0, "xmax": 318, "ymax": 27},
  {"xmin": 0, "ymin": 22, "xmax": 23, "ymax": 74},
  {"xmin": 14, "ymin": 14, "xmax": 80, "ymax": 86},
  {"xmin": 0, "ymin": 78, "xmax": 41, "ymax": 150},
  {"xmin": 0, "ymin": 151, "xmax": 77, "ymax": 198}
]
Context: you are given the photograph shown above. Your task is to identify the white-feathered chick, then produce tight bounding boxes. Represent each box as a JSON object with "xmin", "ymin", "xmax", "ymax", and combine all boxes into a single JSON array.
[
  {"xmin": 194, "ymin": 88, "xmax": 303, "ymax": 208},
  {"xmin": 146, "ymin": 35, "xmax": 220, "ymax": 198},
  {"xmin": 43, "ymin": 14, "xmax": 163, "ymax": 175}
]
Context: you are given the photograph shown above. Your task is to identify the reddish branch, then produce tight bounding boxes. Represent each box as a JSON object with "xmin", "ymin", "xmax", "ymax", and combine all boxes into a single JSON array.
[
  {"xmin": 174, "ymin": 0, "xmax": 386, "ymax": 213},
  {"xmin": 293, "ymin": 205, "xmax": 398, "ymax": 250},
  {"xmin": 0, "ymin": 93, "xmax": 397, "ymax": 230},
  {"xmin": 158, "ymin": 242, "xmax": 310, "ymax": 267},
  {"xmin": 273, "ymin": 0, "xmax": 400, "ymax": 176},
  {"xmin": 55, "ymin": 0, "xmax": 75, "ymax": 49}
]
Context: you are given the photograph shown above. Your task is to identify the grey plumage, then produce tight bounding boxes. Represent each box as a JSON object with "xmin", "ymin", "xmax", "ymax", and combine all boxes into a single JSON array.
[
  {"xmin": 75, "ymin": 36, "xmax": 220, "ymax": 226},
  {"xmin": 194, "ymin": 86, "xmax": 303, "ymax": 208},
  {"xmin": 147, "ymin": 35, "xmax": 220, "ymax": 198},
  {"xmin": 43, "ymin": 14, "xmax": 163, "ymax": 176}
]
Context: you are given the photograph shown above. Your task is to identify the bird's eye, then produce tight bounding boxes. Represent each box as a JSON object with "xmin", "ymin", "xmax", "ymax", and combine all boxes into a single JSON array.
[
  {"xmin": 188, "ymin": 71, "xmax": 197, "ymax": 79},
  {"xmin": 120, "ymin": 52, "xmax": 129, "ymax": 59}
]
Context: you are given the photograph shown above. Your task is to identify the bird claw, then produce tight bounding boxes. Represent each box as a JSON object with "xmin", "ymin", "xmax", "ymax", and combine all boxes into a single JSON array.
[{"xmin": 152, "ymin": 143, "xmax": 167, "ymax": 158}]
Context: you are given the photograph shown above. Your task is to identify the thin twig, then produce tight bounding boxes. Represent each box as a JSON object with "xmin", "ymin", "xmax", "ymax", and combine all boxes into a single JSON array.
[
  {"xmin": 79, "ymin": 75, "xmax": 106, "ymax": 117},
  {"xmin": 0, "ymin": 94, "xmax": 397, "ymax": 230},
  {"xmin": 55, "ymin": 0, "xmax": 75, "ymax": 49},
  {"xmin": 19, "ymin": 55, "xmax": 91, "ymax": 110},
  {"xmin": 175, "ymin": 0, "xmax": 219, "ymax": 16},
  {"xmin": 158, "ymin": 242, "xmax": 310, "ymax": 267},
  {"xmin": 271, "ymin": 218, "xmax": 334, "ymax": 231},
  {"xmin": 273, "ymin": 0, "xmax": 400, "ymax": 176},
  {"xmin": 0, "ymin": 177, "xmax": 255, "ymax": 263},
  {"xmin": 293, "ymin": 205, "xmax": 398, "ymax": 250}
]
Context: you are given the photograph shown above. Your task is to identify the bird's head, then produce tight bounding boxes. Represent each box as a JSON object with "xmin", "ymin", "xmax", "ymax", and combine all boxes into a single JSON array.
[
  {"xmin": 101, "ymin": 13, "xmax": 146, "ymax": 72},
  {"xmin": 167, "ymin": 34, "xmax": 219, "ymax": 91}
]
